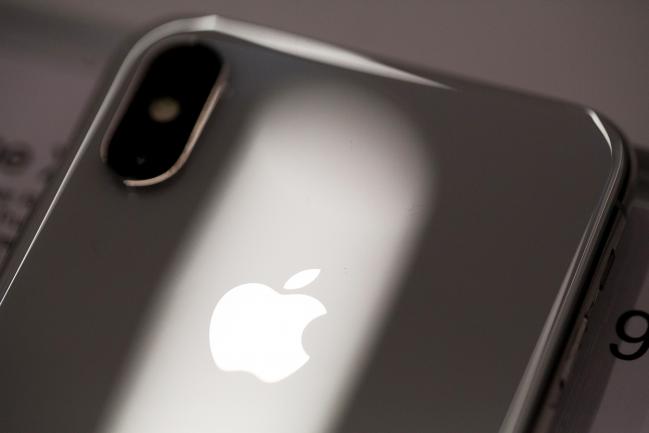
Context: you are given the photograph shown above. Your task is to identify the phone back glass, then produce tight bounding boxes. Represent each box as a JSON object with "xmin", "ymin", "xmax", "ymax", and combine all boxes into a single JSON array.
[{"xmin": 0, "ymin": 17, "xmax": 624, "ymax": 433}]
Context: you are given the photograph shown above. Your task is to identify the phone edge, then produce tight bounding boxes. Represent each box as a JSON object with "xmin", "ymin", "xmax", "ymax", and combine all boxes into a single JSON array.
[{"xmin": 501, "ymin": 114, "xmax": 633, "ymax": 433}]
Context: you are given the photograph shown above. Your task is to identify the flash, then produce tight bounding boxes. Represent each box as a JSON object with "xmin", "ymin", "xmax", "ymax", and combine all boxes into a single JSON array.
[{"xmin": 149, "ymin": 97, "xmax": 180, "ymax": 123}]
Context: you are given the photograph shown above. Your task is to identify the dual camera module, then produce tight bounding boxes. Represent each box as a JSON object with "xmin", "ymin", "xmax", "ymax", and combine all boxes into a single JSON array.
[{"xmin": 101, "ymin": 44, "xmax": 226, "ymax": 187}]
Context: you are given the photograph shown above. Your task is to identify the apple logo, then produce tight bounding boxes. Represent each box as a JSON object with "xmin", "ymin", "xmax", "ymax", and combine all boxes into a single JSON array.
[{"xmin": 209, "ymin": 268, "xmax": 327, "ymax": 383}]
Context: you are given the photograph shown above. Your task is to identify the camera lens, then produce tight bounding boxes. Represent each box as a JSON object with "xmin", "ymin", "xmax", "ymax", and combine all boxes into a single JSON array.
[{"xmin": 103, "ymin": 44, "xmax": 225, "ymax": 186}]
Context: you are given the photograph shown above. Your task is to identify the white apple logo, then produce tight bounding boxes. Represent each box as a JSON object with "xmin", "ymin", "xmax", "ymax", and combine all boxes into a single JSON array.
[{"xmin": 209, "ymin": 268, "xmax": 326, "ymax": 383}]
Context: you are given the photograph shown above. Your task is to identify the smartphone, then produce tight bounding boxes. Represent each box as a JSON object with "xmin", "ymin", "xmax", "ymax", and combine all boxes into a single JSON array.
[{"xmin": 0, "ymin": 15, "xmax": 632, "ymax": 433}]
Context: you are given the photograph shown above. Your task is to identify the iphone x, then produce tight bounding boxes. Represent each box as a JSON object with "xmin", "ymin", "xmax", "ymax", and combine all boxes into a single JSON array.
[{"xmin": 0, "ymin": 15, "xmax": 632, "ymax": 433}]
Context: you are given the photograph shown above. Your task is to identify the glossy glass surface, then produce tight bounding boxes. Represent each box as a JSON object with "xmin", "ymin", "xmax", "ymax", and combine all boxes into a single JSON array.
[{"xmin": 0, "ymin": 17, "xmax": 625, "ymax": 433}]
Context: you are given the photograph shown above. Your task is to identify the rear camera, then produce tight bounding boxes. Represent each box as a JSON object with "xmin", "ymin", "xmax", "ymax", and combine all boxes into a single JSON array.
[
  {"xmin": 148, "ymin": 97, "xmax": 181, "ymax": 123},
  {"xmin": 102, "ymin": 43, "xmax": 226, "ymax": 186}
]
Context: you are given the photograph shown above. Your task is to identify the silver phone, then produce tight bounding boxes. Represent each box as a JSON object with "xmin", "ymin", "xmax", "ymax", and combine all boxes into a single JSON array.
[{"xmin": 0, "ymin": 15, "xmax": 631, "ymax": 433}]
